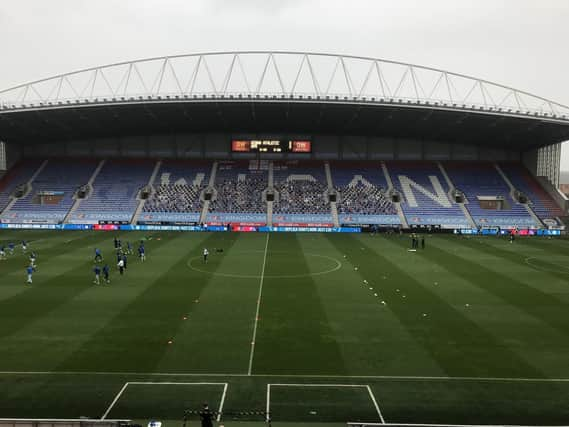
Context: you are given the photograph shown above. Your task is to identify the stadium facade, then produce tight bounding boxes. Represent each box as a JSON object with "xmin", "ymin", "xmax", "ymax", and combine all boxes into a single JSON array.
[{"xmin": 0, "ymin": 51, "xmax": 568, "ymax": 230}]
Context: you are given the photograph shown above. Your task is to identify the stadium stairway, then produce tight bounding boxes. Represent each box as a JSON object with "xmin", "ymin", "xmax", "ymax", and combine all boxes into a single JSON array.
[
  {"xmin": 500, "ymin": 162, "xmax": 567, "ymax": 221},
  {"xmin": 63, "ymin": 159, "xmax": 106, "ymax": 223},
  {"xmin": 535, "ymin": 175, "xmax": 569, "ymax": 214},
  {"xmin": 325, "ymin": 162, "xmax": 340, "ymax": 227},
  {"xmin": 266, "ymin": 161, "xmax": 274, "ymax": 226},
  {"xmin": 1, "ymin": 159, "xmax": 48, "ymax": 215},
  {"xmin": 0, "ymin": 160, "xmax": 41, "ymax": 214},
  {"xmin": 381, "ymin": 161, "xmax": 409, "ymax": 228},
  {"xmin": 131, "ymin": 160, "xmax": 162, "ymax": 224},
  {"xmin": 268, "ymin": 160, "xmax": 274, "ymax": 188},
  {"xmin": 494, "ymin": 163, "xmax": 544, "ymax": 227},
  {"xmin": 200, "ymin": 161, "xmax": 218, "ymax": 224},
  {"xmin": 438, "ymin": 162, "xmax": 476, "ymax": 228}
]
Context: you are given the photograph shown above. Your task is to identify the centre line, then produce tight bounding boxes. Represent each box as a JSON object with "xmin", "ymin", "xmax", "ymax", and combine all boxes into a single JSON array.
[{"xmin": 248, "ymin": 232, "xmax": 270, "ymax": 375}]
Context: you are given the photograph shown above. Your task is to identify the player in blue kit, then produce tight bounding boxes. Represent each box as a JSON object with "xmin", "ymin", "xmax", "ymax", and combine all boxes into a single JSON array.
[
  {"xmin": 8, "ymin": 242, "xmax": 15, "ymax": 255},
  {"xmin": 103, "ymin": 264, "xmax": 110, "ymax": 284},
  {"xmin": 26, "ymin": 265, "xmax": 34, "ymax": 284},
  {"xmin": 138, "ymin": 244, "xmax": 146, "ymax": 262},
  {"xmin": 29, "ymin": 252, "xmax": 37, "ymax": 268},
  {"xmin": 93, "ymin": 265, "xmax": 101, "ymax": 285},
  {"xmin": 94, "ymin": 248, "xmax": 103, "ymax": 263}
]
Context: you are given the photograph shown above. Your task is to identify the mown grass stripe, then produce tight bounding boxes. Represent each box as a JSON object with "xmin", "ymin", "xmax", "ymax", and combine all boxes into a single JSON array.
[
  {"xmin": 454, "ymin": 236, "xmax": 569, "ymax": 283},
  {"xmin": 156, "ymin": 232, "xmax": 267, "ymax": 374},
  {"xmin": 253, "ymin": 233, "xmax": 348, "ymax": 375},
  {"xmin": 425, "ymin": 236, "xmax": 569, "ymax": 338},
  {"xmin": 335, "ymin": 234, "xmax": 545, "ymax": 379},
  {"xmin": 0, "ymin": 231, "xmax": 125, "ymax": 340},
  {"xmin": 58, "ymin": 232, "xmax": 240, "ymax": 373},
  {"xmin": 0, "ymin": 230, "xmax": 110, "ymax": 276}
]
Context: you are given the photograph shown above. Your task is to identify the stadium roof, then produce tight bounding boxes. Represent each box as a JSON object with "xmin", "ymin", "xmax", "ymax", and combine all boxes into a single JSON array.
[{"xmin": 1, "ymin": 51, "xmax": 569, "ymax": 150}]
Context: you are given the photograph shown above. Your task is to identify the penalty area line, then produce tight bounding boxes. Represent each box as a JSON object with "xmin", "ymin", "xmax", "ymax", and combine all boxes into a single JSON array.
[
  {"xmin": 248, "ymin": 232, "xmax": 269, "ymax": 376},
  {"xmin": 101, "ymin": 382, "xmax": 228, "ymax": 421},
  {"xmin": 267, "ymin": 383, "xmax": 386, "ymax": 424},
  {"xmin": 101, "ymin": 382, "xmax": 129, "ymax": 420}
]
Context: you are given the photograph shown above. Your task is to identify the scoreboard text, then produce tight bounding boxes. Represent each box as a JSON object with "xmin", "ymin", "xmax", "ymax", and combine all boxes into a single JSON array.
[{"xmin": 231, "ymin": 139, "xmax": 312, "ymax": 153}]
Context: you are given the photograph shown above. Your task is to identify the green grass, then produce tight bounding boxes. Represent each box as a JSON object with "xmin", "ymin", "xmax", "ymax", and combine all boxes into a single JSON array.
[{"xmin": 1, "ymin": 230, "xmax": 569, "ymax": 425}]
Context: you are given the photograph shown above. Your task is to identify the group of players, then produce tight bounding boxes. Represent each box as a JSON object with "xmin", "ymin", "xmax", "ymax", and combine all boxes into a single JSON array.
[
  {"xmin": 0, "ymin": 240, "xmax": 37, "ymax": 284},
  {"xmin": 92, "ymin": 236, "xmax": 146, "ymax": 285},
  {"xmin": 1, "ymin": 236, "xmax": 149, "ymax": 285},
  {"xmin": 410, "ymin": 233, "xmax": 426, "ymax": 249}
]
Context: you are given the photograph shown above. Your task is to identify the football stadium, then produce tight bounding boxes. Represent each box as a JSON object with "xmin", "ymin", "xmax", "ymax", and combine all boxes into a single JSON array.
[{"xmin": 1, "ymin": 50, "xmax": 569, "ymax": 427}]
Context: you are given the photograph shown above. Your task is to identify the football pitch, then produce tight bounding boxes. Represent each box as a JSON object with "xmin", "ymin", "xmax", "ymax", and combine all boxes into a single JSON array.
[{"xmin": 1, "ymin": 230, "xmax": 569, "ymax": 426}]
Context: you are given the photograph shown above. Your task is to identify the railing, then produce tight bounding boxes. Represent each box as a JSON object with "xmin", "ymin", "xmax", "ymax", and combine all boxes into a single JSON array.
[{"xmin": 0, "ymin": 419, "xmax": 130, "ymax": 427}]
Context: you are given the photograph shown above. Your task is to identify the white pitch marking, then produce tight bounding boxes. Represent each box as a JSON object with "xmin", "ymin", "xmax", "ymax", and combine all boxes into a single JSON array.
[
  {"xmin": 187, "ymin": 250, "xmax": 341, "ymax": 279},
  {"xmin": 268, "ymin": 383, "xmax": 384, "ymax": 422},
  {"xmin": 269, "ymin": 383, "xmax": 374, "ymax": 387},
  {"xmin": 266, "ymin": 384, "xmax": 271, "ymax": 422},
  {"xmin": 524, "ymin": 256, "xmax": 569, "ymax": 274},
  {"xmin": 101, "ymin": 382, "xmax": 129, "ymax": 420},
  {"xmin": 248, "ymin": 233, "xmax": 270, "ymax": 375},
  {"xmin": 1, "ymin": 371, "xmax": 568, "ymax": 383},
  {"xmin": 102, "ymin": 382, "xmax": 227, "ymax": 420},
  {"xmin": 128, "ymin": 381, "xmax": 224, "ymax": 385},
  {"xmin": 366, "ymin": 385, "xmax": 386, "ymax": 423},
  {"xmin": 217, "ymin": 383, "xmax": 229, "ymax": 422}
]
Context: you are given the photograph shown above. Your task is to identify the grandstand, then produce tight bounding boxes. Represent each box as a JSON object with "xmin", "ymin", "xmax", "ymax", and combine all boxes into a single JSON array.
[
  {"xmin": 207, "ymin": 160, "xmax": 268, "ymax": 225},
  {"xmin": 1, "ymin": 51, "xmax": 567, "ymax": 229},
  {"xmin": 0, "ymin": 157, "xmax": 564, "ymax": 229},
  {"xmin": 331, "ymin": 161, "xmax": 399, "ymax": 225},
  {"xmin": 387, "ymin": 161, "xmax": 469, "ymax": 228},
  {"xmin": 3, "ymin": 159, "xmax": 97, "ymax": 223},
  {"xmin": 70, "ymin": 159, "xmax": 155, "ymax": 223},
  {"xmin": 444, "ymin": 161, "xmax": 538, "ymax": 227},
  {"xmin": 141, "ymin": 160, "xmax": 211, "ymax": 224},
  {"xmin": 273, "ymin": 161, "xmax": 332, "ymax": 225}
]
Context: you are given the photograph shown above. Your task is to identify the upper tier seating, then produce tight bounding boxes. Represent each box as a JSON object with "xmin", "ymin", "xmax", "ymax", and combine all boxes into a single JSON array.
[
  {"xmin": 143, "ymin": 160, "xmax": 211, "ymax": 216},
  {"xmin": 209, "ymin": 161, "xmax": 267, "ymax": 214},
  {"xmin": 73, "ymin": 160, "xmax": 154, "ymax": 222},
  {"xmin": 0, "ymin": 160, "xmax": 44, "ymax": 213},
  {"xmin": 331, "ymin": 162, "xmax": 396, "ymax": 216},
  {"xmin": 388, "ymin": 161, "xmax": 468, "ymax": 226},
  {"xmin": 499, "ymin": 163, "xmax": 564, "ymax": 220},
  {"xmin": 5, "ymin": 159, "xmax": 97, "ymax": 222},
  {"xmin": 273, "ymin": 161, "xmax": 330, "ymax": 214},
  {"xmin": 444, "ymin": 162, "xmax": 536, "ymax": 227}
]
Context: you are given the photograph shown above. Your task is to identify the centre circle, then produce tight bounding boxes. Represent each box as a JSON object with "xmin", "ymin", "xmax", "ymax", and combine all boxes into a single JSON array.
[
  {"xmin": 187, "ymin": 250, "xmax": 342, "ymax": 279},
  {"xmin": 524, "ymin": 256, "xmax": 569, "ymax": 274}
]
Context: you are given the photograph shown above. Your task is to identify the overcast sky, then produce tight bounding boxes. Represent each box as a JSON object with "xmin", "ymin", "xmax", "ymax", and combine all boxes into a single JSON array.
[{"xmin": 1, "ymin": 0, "xmax": 568, "ymax": 169}]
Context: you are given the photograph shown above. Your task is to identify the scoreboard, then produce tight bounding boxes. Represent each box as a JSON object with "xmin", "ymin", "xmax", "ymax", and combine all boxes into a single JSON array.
[{"xmin": 231, "ymin": 139, "xmax": 311, "ymax": 153}]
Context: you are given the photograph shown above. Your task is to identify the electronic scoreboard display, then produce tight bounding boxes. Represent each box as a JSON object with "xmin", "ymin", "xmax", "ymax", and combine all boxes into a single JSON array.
[{"xmin": 231, "ymin": 139, "xmax": 311, "ymax": 153}]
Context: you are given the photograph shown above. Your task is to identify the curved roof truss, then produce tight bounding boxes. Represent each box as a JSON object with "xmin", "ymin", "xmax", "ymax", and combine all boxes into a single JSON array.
[{"xmin": 1, "ymin": 51, "xmax": 568, "ymax": 121}]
